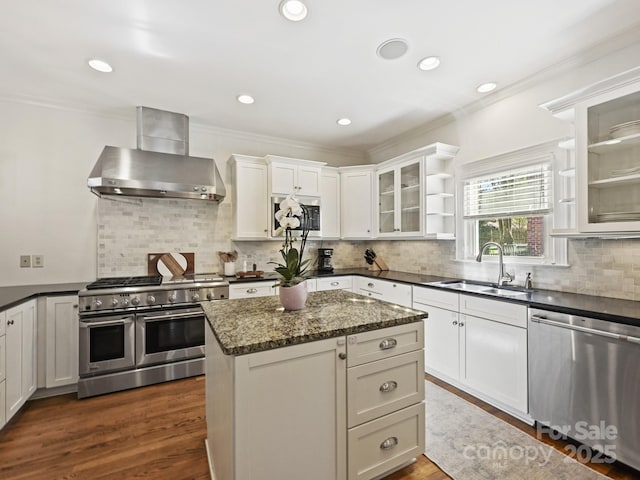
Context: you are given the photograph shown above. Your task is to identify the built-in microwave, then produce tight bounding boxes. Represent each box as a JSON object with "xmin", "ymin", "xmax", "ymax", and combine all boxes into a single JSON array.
[{"xmin": 272, "ymin": 196, "xmax": 321, "ymax": 237}]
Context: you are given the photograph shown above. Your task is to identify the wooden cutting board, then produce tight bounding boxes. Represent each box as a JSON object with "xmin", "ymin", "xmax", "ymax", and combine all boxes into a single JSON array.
[{"xmin": 147, "ymin": 252, "xmax": 195, "ymax": 276}]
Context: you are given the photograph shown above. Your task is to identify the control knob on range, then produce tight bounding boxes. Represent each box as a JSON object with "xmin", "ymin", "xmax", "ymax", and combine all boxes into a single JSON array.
[
  {"xmin": 93, "ymin": 299, "xmax": 103, "ymax": 308},
  {"xmin": 147, "ymin": 295, "xmax": 156, "ymax": 305},
  {"xmin": 206, "ymin": 292, "xmax": 214, "ymax": 300},
  {"xmin": 191, "ymin": 292, "xmax": 200, "ymax": 302},
  {"xmin": 168, "ymin": 293, "xmax": 177, "ymax": 303},
  {"xmin": 111, "ymin": 298, "xmax": 119, "ymax": 307},
  {"xmin": 131, "ymin": 296, "xmax": 140, "ymax": 306}
]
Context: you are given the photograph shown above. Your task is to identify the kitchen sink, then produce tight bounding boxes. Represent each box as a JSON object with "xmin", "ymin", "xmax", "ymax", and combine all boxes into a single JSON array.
[{"xmin": 424, "ymin": 279, "xmax": 532, "ymax": 298}]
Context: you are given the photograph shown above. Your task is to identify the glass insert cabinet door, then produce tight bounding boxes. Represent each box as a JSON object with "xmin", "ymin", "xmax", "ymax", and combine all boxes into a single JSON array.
[
  {"xmin": 378, "ymin": 169, "xmax": 395, "ymax": 233},
  {"xmin": 582, "ymin": 88, "xmax": 640, "ymax": 230},
  {"xmin": 399, "ymin": 162, "xmax": 421, "ymax": 233}
]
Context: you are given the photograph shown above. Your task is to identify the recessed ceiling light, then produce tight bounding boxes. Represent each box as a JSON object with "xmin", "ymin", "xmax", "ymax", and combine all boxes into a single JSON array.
[
  {"xmin": 337, "ymin": 118, "xmax": 352, "ymax": 126},
  {"xmin": 417, "ymin": 56, "xmax": 440, "ymax": 71},
  {"xmin": 88, "ymin": 59, "xmax": 113, "ymax": 73},
  {"xmin": 476, "ymin": 82, "xmax": 497, "ymax": 93},
  {"xmin": 237, "ymin": 94, "xmax": 255, "ymax": 105},
  {"xmin": 279, "ymin": 0, "xmax": 308, "ymax": 21},
  {"xmin": 376, "ymin": 38, "xmax": 409, "ymax": 60}
]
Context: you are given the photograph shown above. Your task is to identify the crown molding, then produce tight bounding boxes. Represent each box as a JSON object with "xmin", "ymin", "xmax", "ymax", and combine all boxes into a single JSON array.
[{"xmin": 367, "ymin": 22, "xmax": 640, "ymax": 163}]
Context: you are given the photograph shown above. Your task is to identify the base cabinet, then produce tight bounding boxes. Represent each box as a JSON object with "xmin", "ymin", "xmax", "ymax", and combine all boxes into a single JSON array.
[
  {"xmin": 5, "ymin": 299, "xmax": 37, "ymax": 423},
  {"xmin": 0, "ymin": 310, "xmax": 5, "ymax": 429},
  {"xmin": 45, "ymin": 296, "xmax": 79, "ymax": 388}
]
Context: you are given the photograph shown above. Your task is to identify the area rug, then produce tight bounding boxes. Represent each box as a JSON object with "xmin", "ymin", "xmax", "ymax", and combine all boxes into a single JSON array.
[{"xmin": 424, "ymin": 381, "xmax": 611, "ymax": 480}]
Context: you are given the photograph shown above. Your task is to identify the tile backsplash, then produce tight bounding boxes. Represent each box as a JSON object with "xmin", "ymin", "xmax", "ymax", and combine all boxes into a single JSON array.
[{"xmin": 98, "ymin": 197, "xmax": 640, "ymax": 301}]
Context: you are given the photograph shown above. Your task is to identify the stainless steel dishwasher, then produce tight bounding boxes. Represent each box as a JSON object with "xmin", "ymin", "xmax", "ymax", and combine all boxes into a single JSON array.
[{"xmin": 529, "ymin": 308, "xmax": 640, "ymax": 471}]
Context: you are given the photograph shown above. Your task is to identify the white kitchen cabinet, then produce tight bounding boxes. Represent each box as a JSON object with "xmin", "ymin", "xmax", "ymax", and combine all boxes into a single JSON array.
[
  {"xmin": 541, "ymin": 67, "xmax": 640, "ymax": 234},
  {"xmin": 424, "ymin": 146, "xmax": 457, "ymax": 239},
  {"xmin": 45, "ymin": 296, "xmax": 79, "ymax": 388},
  {"xmin": 377, "ymin": 159, "xmax": 422, "ymax": 237},
  {"xmin": 339, "ymin": 166, "xmax": 375, "ymax": 239},
  {"xmin": 320, "ymin": 167, "xmax": 341, "ymax": 239},
  {"xmin": 5, "ymin": 299, "xmax": 37, "ymax": 422},
  {"xmin": 0, "ymin": 310, "xmax": 5, "ymax": 430},
  {"xmin": 229, "ymin": 280, "xmax": 277, "ymax": 299},
  {"xmin": 206, "ymin": 330, "xmax": 347, "ymax": 480},
  {"xmin": 229, "ymin": 155, "xmax": 270, "ymax": 240},
  {"xmin": 353, "ymin": 277, "xmax": 412, "ymax": 307},
  {"xmin": 305, "ymin": 278, "xmax": 317, "ymax": 292},
  {"xmin": 265, "ymin": 155, "xmax": 325, "ymax": 197},
  {"xmin": 412, "ymin": 286, "xmax": 461, "ymax": 381},
  {"xmin": 316, "ymin": 275, "xmax": 353, "ymax": 292}
]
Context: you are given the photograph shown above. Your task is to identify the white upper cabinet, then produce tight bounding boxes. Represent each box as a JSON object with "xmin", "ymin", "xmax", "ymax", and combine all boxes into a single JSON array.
[
  {"xmin": 542, "ymin": 67, "xmax": 640, "ymax": 234},
  {"xmin": 230, "ymin": 155, "xmax": 270, "ymax": 240},
  {"xmin": 320, "ymin": 168, "xmax": 340, "ymax": 239},
  {"xmin": 377, "ymin": 160, "xmax": 422, "ymax": 238},
  {"xmin": 339, "ymin": 166, "xmax": 375, "ymax": 239},
  {"xmin": 265, "ymin": 155, "xmax": 325, "ymax": 197}
]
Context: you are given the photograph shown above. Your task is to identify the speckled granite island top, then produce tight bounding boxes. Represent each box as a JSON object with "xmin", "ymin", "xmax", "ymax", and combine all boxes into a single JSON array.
[{"xmin": 201, "ymin": 289, "xmax": 427, "ymax": 356}]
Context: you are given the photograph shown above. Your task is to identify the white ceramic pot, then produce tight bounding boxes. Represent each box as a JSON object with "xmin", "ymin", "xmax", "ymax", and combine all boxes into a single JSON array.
[{"xmin": 279, "ymin": 280, "xmax": 308, "ymax": 311}]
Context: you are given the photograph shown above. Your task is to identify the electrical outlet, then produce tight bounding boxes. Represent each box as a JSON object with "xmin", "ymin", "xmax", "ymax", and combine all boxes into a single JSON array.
[
  {"xmin": 20, "ymin": 255, "xmax": 31, "ymax": 268},
  {"xmin": 32, "ymin": 255, "xmax": 44, "ymax": 268}
]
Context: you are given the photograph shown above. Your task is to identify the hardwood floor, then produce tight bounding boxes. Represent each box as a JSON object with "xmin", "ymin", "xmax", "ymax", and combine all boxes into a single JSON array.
[{"xmin": 0, "ymin": 375, "xmax": 637, "ymax": 480}]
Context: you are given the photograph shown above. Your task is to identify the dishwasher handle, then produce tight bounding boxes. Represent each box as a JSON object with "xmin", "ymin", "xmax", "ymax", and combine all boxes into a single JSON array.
[{"xmin": 530, "ymin": 314, "xmax": 640, "ymax": 344}]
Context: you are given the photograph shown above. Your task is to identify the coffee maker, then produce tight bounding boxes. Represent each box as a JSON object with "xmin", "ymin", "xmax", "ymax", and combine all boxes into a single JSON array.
[{"xmin": 317, "ymin": 248, "xmax": 334, "ymax": 272}]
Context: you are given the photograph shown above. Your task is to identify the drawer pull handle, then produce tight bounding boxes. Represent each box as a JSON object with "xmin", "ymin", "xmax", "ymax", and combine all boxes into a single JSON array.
[
  {"xmin": 247, "ymin": 288, "xmax": 258, "ymax": 294},
  {"xmin": 380, "ymin": 437, "xmax": 398, "ymax": 450},
  {"xmin": 379, "ymin": 381, "xmax": 398, "ymax": 393},
  {"xmin": 330, "ymin": 281, "xmax": 339, "ymax": 286},
  {"xmin": 379, "ymin": 338, "xmax": 397, "ymax": 350},
  {"xmin": 338, "ymin": 352, "xmax": 347, "ymax": 360},
  {"xmin": 368, "ymin": 282, "xmax": 374, "ymax": 288}
]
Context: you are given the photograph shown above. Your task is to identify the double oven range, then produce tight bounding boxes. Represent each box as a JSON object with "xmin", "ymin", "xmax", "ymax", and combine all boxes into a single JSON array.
[{"xmin": 77, "ymin": 274, "xmax": 228, "ymax": 398}]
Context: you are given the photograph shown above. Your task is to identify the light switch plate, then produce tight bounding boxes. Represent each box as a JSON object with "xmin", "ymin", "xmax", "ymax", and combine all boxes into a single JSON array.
[
  {"xmin": 20, "ymin": 255, "xmax": 31, "ymax": 267},
  {"xmin": 32, "ymin": 255, "xmax": 44, "ymax": 268}
]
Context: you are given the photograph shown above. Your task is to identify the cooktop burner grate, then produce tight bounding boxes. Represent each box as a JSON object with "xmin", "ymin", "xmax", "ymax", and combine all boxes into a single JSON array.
[{"xmin": 85, "ymin": 275, "xmax": 163, "ymax": 290}]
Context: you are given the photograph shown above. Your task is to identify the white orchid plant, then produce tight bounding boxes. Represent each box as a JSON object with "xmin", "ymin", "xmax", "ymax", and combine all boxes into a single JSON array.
[{"xmin": 270, "ymin": 195, "xmax": 311, "ymax": 287}]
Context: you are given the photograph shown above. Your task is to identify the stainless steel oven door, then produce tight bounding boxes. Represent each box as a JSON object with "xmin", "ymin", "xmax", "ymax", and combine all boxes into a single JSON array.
[
  {"xmin": 79, "ymin": 314, "xmax": 135, "ymax": 376},
  {"xmin": 135, "ymin": 306, "xmax": 205, "ymax": 367}
]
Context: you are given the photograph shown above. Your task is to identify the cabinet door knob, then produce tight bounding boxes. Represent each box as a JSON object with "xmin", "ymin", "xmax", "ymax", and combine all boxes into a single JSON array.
[
  {"xmin": 338, "ymin": 352, "xmax": 347, "ymax": 360},
  {"xmin": 379, "ymin": 338, "xmax": 397, "ymax": 350},
  {"xmin": 367, "ymin": 282, "xmax": 374, "ymax": 288},
  {"xmin": 380, "ymin": 437, "xmax": 398, "ymax": 450},
  {"xmin": 8, "ymin": 319, "xmax": 14, "ymax": 326},
  {"xmin": 452, "ymin": 320, "xmax": 458, "ymax": 326},
  {"xmin": 459, "ymin": 322, "xmax": 465, "ymax": 327},
  {"xmin": 379, "ymin": 380, "xmax": 398, "ymax": 393}
]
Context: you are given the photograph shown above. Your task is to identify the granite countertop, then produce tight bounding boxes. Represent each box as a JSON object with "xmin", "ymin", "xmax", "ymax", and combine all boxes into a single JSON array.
[
  {"xmin": 201, "ymin": 289, "xmax": 427, "ymax": 355},
  {"xmin": 0, "ymin": 282, "xmax": 88, "ymax": 311}
]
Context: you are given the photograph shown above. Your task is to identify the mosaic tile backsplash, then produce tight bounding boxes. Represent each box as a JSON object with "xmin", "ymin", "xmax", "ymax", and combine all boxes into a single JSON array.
[{"xmin": 98, "ymin": 197, "xmax": 640, "ymax": 301}]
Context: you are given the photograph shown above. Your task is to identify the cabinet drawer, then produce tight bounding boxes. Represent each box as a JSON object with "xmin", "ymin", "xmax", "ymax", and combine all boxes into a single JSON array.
[
  {"xmin": 348, "ymin": 350, "xmax": 424, "ymax": 427},
  {"xmin": 229, "ymin": 281, "xmax": 276, "ymax": 299},
  {"xmin": 348, "ymin": 403, "xmax": 425, "ymax": 480},
  {"xmin": 347, "ymin": 322, "xmax": 424, "ymax": 367},
  {"xmin": 412, "ymin": 286, "xmax": 458, "ymax": 311},
  {"xmin": 459, "ymin": 294, "xmax": 527, "ymax": 328},
  {"xmin": 355, "ymin": 278, "xmax": 412, "ymax": 307},
  {"xmin": 305, "ymin": 278, "xmax": 317, "ymax": 292},
  {"xmin": 316, "ymin": 275, "xmax": 353, "ymax": 291}
]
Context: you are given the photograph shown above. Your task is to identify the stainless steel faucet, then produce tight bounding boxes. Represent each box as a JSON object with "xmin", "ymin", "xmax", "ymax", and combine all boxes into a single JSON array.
[{"xmin": 476, "ymin": 241, "xmax": 513, "ymax": 286}]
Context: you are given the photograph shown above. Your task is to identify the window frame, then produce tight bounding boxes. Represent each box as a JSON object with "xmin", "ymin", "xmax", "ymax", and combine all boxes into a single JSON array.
[{"xmin": 455, "ymin": 141, "xmax": 568, "ymax": 267}]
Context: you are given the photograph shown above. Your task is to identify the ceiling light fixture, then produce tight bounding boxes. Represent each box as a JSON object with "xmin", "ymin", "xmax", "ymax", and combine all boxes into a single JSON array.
[
  {"xmin": 476, "ymin": 82, "xmax": 497, "ymax": 93},
  {"xmin": 88, "ymin": 59, "xmax": 113, "ymax": 73},
  {"xmin": 237, "ymin": 94, "xmax": 255, "ymax": 105},
  {"xmin": 337, "ymin": 118, "xmax": 352, "ymax": 126},
  {"xmin": 279, "ymin": 0, "xmax": 308, "ymax": 21},
  {"xmin": 376, "ymin": 38, "xmax": 409, "ymax": 60},
  {"xmin": 417, "ymin": 56, "xmax": 440, "ymax": 71}
]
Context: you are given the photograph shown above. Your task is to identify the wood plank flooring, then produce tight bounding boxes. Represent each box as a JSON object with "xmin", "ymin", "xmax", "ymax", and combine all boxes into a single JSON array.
[{"xmin": 0, "ymin": 374, "xmax": 637, "ymax": 479}]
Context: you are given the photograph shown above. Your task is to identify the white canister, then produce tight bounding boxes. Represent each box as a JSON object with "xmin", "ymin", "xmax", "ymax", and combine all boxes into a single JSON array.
[{"xmin": 224, "ymin": 262, "xmax": 236, "ymax": 277}]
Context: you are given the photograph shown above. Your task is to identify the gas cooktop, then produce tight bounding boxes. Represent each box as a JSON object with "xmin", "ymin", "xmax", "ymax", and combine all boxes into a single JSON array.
[{"xmin": 85, "ymin": 275, "xmax": 163, "ymax": 290}]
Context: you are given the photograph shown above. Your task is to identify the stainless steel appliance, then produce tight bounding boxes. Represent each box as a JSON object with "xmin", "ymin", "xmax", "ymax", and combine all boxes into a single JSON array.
[
  {"xmin": 317, "ymin": 248, "xmax": 334, "ymax": 272},
  {"xmin": 78, "ymin": 273, "xmax": 228, "ymax": 398},
  {"xmin": 272, "ymin": 195, "xmax": 321, "ymax": 237},
  {"xmin": 529, "ymin": 308, "xmax": 640, "ymax": 471}
]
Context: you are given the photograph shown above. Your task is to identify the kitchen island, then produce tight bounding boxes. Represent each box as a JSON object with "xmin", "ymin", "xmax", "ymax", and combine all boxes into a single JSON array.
[{"xmin": 201, "ymin": 289, "xmax": 427, "ymax": 480}]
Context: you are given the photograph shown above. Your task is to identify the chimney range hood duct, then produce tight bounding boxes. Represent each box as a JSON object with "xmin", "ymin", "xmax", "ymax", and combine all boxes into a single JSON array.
[{"xmin": 88, "ymin": 107, "xmax": 226, "ymax": 201}]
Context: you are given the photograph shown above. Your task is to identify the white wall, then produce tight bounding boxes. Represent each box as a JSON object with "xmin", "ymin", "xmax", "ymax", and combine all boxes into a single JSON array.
[{"xmin": 0, "ymin": 100, "xmax": 364, "ymax": 287}]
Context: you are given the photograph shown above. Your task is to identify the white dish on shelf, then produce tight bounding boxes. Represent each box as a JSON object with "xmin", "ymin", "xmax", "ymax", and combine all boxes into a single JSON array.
[
  {"xmin": 610, "ymin": 166, "xmax": 640, "ymax": 177},
  {"xmin": 609, "ymin": 120, "xmax": 640, "ymax": 139},
  {"xmin": 596, "ymin": 211, "xmax": 640, "ymax": 222}
]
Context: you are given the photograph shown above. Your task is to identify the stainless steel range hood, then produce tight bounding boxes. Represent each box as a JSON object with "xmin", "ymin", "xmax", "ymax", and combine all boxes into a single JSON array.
[{"xmin": 88, "ymin": 107, "xmax": 226, "ymax": 201}]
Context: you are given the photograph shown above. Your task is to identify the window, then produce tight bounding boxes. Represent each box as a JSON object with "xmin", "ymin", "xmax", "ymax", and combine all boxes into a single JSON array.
[{"xmin": 457, "ymin": 144, "xmax": 567, "ymax": 266}]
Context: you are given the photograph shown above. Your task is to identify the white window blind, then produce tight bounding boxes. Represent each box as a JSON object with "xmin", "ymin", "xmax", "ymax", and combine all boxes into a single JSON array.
[{"xmin": 463, "ymin": 163, "xmax": 552, "ymax": 219}]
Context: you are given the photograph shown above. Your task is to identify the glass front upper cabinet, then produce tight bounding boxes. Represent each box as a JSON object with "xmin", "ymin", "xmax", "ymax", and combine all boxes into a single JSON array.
[{"xmin": 377, "ymin": 160, "xmax": 422, "ymax": 236}]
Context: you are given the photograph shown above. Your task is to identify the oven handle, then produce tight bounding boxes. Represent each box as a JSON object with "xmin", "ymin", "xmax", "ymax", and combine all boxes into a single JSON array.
[
  {"xmin": 140, "ymin": 311, "xmax": 204, "ymax": 322},
  {"xmin": 79, "ymin": 318, "xmax": 133, "ymax": 329}
]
